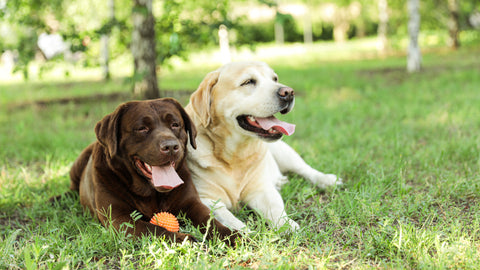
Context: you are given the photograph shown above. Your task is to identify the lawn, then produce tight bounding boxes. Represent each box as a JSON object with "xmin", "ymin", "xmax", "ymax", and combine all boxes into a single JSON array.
[{"xmin": 1, "ymin": 43, "xmax": 479, "ymax": 269}]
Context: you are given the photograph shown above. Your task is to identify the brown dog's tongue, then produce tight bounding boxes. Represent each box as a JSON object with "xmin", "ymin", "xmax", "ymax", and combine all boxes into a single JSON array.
[
  {"xmin": 256, "ymin": 116, "xmax": 295, "ymax": 135},
  {"xmin": 152, "ymin": 164, "xmax": 184, "ymax": 189}
]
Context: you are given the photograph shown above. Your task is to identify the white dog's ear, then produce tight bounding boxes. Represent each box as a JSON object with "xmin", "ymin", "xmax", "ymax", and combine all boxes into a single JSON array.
[{"xmin": 189, "ymin": 70, "xmax": 219, "ymax": 127}]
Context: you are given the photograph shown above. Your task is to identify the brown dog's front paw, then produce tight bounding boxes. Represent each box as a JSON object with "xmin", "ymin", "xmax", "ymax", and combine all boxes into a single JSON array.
[
  {"xmin": 226, "ymin": 233, "xmax": 239, "ymax": 247},
  {"xmin": 219, "ymin": 229, "xmax": 242, "ymax": 247},
  {"xmin": 173, "ymin": 232, "xmax": 197, "ymax": 244}
]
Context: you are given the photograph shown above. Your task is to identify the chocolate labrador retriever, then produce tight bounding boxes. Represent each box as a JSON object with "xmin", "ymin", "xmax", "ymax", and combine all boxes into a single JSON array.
[{"xmin": 61, "ymin": 98, "xmax": 237, "ymax": 244}]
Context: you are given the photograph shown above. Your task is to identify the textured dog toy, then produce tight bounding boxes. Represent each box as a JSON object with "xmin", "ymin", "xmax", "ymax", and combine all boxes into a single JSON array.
[{"xmin": 150, "ymin": 212, "xmax": 180, "ymax": 232}]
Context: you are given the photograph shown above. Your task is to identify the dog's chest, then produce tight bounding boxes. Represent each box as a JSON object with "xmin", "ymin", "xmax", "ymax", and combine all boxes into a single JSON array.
[
  {"xmin": 188, "ymin": 136, "xmax": 281, "ymax": 207},
  {"xmin": 132, "ymin": 195, "xmax": 175, "ymax": 218},
  {"xmin": 228, "ymin": 154, "xmax": 275, "ymax": 198}
]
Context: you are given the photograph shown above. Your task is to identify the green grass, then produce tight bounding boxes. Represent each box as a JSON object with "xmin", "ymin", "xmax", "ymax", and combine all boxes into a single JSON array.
[{"xmin": 1, "ymin": 43, "xmax": 480, "ymax": 269}]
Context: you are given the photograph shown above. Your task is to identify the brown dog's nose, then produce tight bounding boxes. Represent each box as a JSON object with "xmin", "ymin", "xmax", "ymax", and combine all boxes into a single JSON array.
[
  {"xmin": 277, "ymin": 87, "xmax": 295, "ymax": 102},
  {"xmin": 160, "ymin": 140, "xmax": 180, "ymax": 155}
]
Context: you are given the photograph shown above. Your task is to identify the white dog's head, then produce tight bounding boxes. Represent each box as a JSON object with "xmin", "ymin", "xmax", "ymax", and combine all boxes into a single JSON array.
[{"xmin": 188, "ymin": 61, "xmax": 295, "ymax": 141}]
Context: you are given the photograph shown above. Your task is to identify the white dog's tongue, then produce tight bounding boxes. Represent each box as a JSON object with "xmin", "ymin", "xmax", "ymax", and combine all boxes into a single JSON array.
[
  {"xmin": 256, "ymin": 116, "xmax": 295, "ymax": 136},
  {"xmin": 152, "ymin": 164, "xmax": 184, "ymax": 189}
]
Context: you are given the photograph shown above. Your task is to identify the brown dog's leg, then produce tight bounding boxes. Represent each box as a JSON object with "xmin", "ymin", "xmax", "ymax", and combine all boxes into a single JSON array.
[
  {"xmin": 95, "ymin": 202, "xmax": 197, "ymax": 243},
  {"xmin": 132, "ymin": 219, "xmax": 196, "ymax": 243}
]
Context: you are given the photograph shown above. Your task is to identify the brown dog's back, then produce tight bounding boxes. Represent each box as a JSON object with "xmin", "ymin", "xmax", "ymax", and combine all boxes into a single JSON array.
[{"xmin": 69, "ymin": 143, "xmax": 94, "ymax": 192}]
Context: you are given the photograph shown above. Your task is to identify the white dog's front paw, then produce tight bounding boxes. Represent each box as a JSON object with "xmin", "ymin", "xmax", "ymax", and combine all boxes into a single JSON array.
[
  {"xmin": 287, "ymin": 219, "xmax": 300, "ymax": 232},
  {"xmin": 239, "ymin": 226, "xmax": 254, "ymax": 234},
  {"xmin": 313, "ymin": 173, "xmax": 342, "ymax": 188},
  {"xmin": 274, "ymin": 217, "xmax": 300, "ymax": 233}
]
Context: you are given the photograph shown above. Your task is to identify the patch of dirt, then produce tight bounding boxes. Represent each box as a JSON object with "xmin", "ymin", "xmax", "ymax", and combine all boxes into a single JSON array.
[
  {"xmin": 357, "ymin": 63, "xmax": 480, "ymax": 85},
  {"xmin": 162, "ymin": 89, "xmax": 193, "ymax": 105},
  {"xmin": 7, "ymin": 90, "xmax": 193, "ymax": 112},
  {"xmin": 0, "ymin": 209, "xmax": 29, "ymax": 233}
]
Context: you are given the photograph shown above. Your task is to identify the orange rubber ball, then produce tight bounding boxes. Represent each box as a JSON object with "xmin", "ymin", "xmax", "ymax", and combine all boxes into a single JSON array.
[{"xmin": 149, "ymin": 212, "xmax": 180, "ymax": 232}]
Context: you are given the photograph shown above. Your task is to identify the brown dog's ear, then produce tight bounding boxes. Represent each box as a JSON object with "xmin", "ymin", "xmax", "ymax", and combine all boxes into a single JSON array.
[
  {"xmin": 95, "ymin": 103, "xmax": 129, "ymax": 158},
  {"xmin": 163, "ymin": 98, "xmax": 197, "ymax": 149},
  {"xmin": 188, "ymin": 70, "xmax": 219, "ymax": 127}
]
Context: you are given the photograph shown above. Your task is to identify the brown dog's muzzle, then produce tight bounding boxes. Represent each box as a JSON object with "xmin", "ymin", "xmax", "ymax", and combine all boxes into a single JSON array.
[{"xmin": 159, "ymin": 139, "xmax": 180, "ymax": 156}]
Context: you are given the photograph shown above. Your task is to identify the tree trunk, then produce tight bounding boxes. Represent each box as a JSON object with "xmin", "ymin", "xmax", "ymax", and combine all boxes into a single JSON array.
[
  {"xmin": 304, "ymin": 12, "xmax": 313, "ymax": 44},
  {"xmin": 218, "ymin": 25, "xmax": 231, "ymax": 64},
  {"xmin": 274, "ymin": 1, "xmax": 284, "ymax": 45},
  {"xmin": 447, "ymin": 0, "xmax": 460, "ymax": 50},
  {"xmin": 377, "ymin": 0, "xmax": 388, "ymax": 55},
  {"xmin": 101, "ymin": 0, "xmax": 115, "ymax": 80},
  {"xmin": 131, "ymin": 0, "xmax": 160, "ymax": 99},
  {"xmin": 407, "ymin": 0, "xmax": 421, "ymax": 73},
  {"xmin": 274, "ymin": 20, "xmax": 284, "ymax": 45},
  {"xmin": 332, "ymin": 7, "xmax": 349, "ymax": 43},
  {"xmin": 333, "ymin": 20, "xmax": 349, "ymax": 43},
  {"xmin": 101, "ymin": 35, "xmax": 110, "ymax": 80}
]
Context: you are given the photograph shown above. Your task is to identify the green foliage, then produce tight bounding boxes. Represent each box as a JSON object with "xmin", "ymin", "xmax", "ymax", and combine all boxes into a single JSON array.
[
  {"xmin": 1, "ymin": 0, "xmax": 52, "ymax": 79},
  {"xmin": 420, "ymin": 0, "xmax": 479, "ymax": 31},
  {"xmin": 312, "ymin": 22, "xmax": 335, "ymax": 41},
  {"xmin": 234, "ymin": 20, "xmax": 275, "ymax": 44},
  {"xmin": 388, "ymin": 0, "xmax": 480, "ymax": 36},
  {"xmin": 155, "ymin": 0, "xmax": 189, "ymax": 64},
  {"xmin": 155, "ymin": 0, "xmax": 234, "ymax": 65},
  {"xmin": 11, "ymin": 29, "xmax": 38, "ymax": 80}
]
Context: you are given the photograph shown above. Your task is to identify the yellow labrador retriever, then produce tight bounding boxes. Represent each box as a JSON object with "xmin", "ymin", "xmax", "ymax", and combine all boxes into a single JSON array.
[{"xmin": 185, "ymin": 61, "xmax": 341, "ymax": 231}]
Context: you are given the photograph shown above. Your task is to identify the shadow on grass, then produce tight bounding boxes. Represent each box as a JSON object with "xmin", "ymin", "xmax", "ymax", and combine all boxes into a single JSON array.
[
  {"xmin": 7, "ymin": 89, "xmax": 194, "ymax": 112},
  {"xmin": 357, "ymin": 56, "xmax": 480, "ymax": 86}
]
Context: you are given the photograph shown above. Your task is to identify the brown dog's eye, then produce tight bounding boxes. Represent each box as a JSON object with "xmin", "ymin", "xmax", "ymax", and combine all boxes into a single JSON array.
[
  {"xmin": 136, "ymin": 126, "xmax": 149, "ymax": 133},
  {"xmin": 241, "ymin": 78, "xmax": 256, "ymax": 86},
  {"xmin": 171, "ymin": 122, "xmax": 180, "ymax": 129}
]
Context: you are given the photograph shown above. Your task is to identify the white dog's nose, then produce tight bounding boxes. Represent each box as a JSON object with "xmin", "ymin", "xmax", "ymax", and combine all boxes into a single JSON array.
[{"xmin": 277, "ymin": 87, "xmax": 295, "ymax": 102}]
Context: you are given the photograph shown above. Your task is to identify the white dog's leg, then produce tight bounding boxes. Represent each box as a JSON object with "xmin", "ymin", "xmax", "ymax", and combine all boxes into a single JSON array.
[
  {"xmin": 245, "ymin": 187, "xmax": 300, "ymax": 232},
  {"xmin": 268, "ymin": 140, "xmax": 342, "ymax": 188},
  {"xmin": 200, "ymin": 198, "xmax": 250, "ymax": 232}
]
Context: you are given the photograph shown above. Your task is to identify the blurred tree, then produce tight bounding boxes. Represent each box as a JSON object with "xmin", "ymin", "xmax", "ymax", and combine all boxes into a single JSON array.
[
  {"xmin": 130, "ymin": 0, "xmax": 233, "ymax": 98},
  {"xmin": 303, "ymin": 0, "xmax": 313, "ymax": 44},
  {"xmin": 323, "ymin": 1, "xmax": 363, "ymax": 43},
  {"xmin": 0, "ymin": 0, "xmax": 114, "ymax": 80},
  {"xmin": 100, "ymin": 0, "xmax": 115, "ymax": 80},
  {"xmin": 155, "ymin": 0, "xmax": 232, "ymax": 65},
  {"xmin": 407, "ymin": 0, "xmax": 421, "ymax": 73},
  {"xmin": 0, "ymin": 0, "xmax": 64, "ymax": 79},
  {"xmin": 447, "ymin": 0, "xmax": 460, "ymax": 49},
  {"xmin": 258, "ymin": 0, "xmax": 285, "ymax": 44},
  {"xmin": 131, "ymin": 0, "xmax": 159, "ymax": 99},
  {"xmin": 3, "ymin": 0, "xmax": 479, "ymax": 85},
  {"xmin": 377, "ymin": 0, "xmax": 388, "ymax": 54}
]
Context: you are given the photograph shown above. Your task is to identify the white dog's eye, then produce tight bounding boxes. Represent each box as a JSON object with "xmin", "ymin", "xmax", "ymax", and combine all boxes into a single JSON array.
[
  {"xmin": 273, "ymin": 76, "xmax": 278, "ymax": 82},
  {"xmin": 241, "ymin": 78, "xmax": 256, "ymax": 86}
]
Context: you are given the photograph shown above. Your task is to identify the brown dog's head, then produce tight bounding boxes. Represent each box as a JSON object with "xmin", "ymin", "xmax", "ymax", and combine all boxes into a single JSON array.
[
  {"xmin": 95, "ymin": 98, "xmax": 196, "ymax": 193},
  {"xmin": 188, "ymin": 61, "xmax": 295, "ymax": 142}
]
